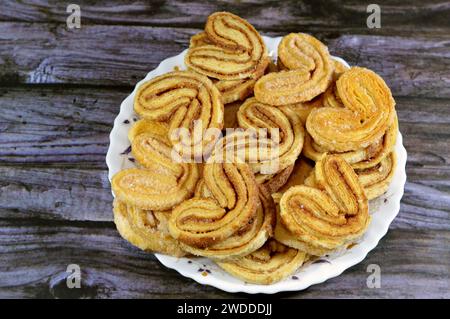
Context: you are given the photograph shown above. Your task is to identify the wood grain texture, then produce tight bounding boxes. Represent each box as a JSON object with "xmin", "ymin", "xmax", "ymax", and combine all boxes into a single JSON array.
[
  {"xmin": 0, "ymin": 87, "xmax": 449, "ymax": 230},
  {"xmin": 0, "ymin": 0, "xmax": 448, "ymax": 298},
  {"xmin": 0, "ymin": 86, "xmax": 127, "ymax": 166},
  {"xmin": 0, "ymin": 219, "xmax": 448, "ymax": 298},
  {"xmin": 1, "ymin": 0, "xmax": 449, "ymax": 35},
  {"xmin": 0, "ymin": 23, "xmax": 193, "ymax": 86},
  {"xmin": 0, "ymin": 23, "xmax": 449, "ymax": 97}
]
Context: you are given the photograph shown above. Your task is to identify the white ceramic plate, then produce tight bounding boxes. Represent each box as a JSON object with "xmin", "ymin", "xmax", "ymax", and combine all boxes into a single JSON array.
[{"xmin": 106, "ymin": 36, "xmax": 407, "ymax": 294}]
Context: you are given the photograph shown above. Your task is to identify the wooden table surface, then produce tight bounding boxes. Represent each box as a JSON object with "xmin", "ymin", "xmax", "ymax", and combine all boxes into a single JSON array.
[{"xmin": 0, "ymin": 0, "xmax": 449, "ymax": 299}]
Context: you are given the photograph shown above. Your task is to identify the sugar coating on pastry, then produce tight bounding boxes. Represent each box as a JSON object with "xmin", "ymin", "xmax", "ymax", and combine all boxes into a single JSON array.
[
  {"xmin": 134, "ymin": 70, "xmax": 224, "ymax": 156},
  {"xmin": 113, "ymin": 199, "xmax": 186, "ymax": 257},
  {"xmin": 306, "ymin": 67, "xmax": 396, "ymax": 153},
  {"xmin": 175, "ymin": 182, "xmax": 275, "ymax": 260},
  {"xmin": 111, "ymin": 11, "xmax": 399, "ymax": 285},
  {"xmin": 168, "ymin": 162, "xmax": 261, "ymax": 251},
  {"xmin": 234, "ymin": 97, "xmax": 305, "ymax": 174},
  {"xmin": 185, "ymin": 12, "xmax": 269, "ymax": 80},
  {"xmin": 277, "ymin": 154, "xmax": 370, "ymax": 255},
  {"xmin": 216, "ymin": 239, "xmax": 307, "ymax": 284},
  {"xmin": 254, "ymin": 33, "xmax": 334, "ymax": 105}
]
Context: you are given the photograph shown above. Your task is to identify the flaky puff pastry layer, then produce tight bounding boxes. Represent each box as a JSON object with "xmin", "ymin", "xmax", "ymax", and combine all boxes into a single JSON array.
[
  {"xmin": 304, "ymin": 152, "xmax": 397, "ymax": 201},
  {"xmin": 234, "ymin": 97, "xmax": 305, "ymax": 174},
  {"xmin": 276, "ymin": 154, "xmax": 370, "ymax": 256},
  {"xmin": 185, "ymin": 12, "xmax": 269, "ymax": 80},
  {"xmin": 134, "ymin": 70, "xmax": 224, "ymax": 156},
  {"xmin": 216, "ymin": 239, "xmax": 307, "ymax": 284},
  {"xmin": 113, "ymin": 199, "xmax": 186, "ymax": 257},
  {"xmin": 112, "ymin": 165, "xmax": 199, "ymax": 211},
  {"xmin": 304, "ymin": 114, "xmax": 398, "ymax": 170},
  {"xmin": 254, "ymin": 33, "xmax": 334, "ymax": 105},
  {"xmin": 306, "ymin": 67, "xmax": 396, "ymax": 153},
  {"xmin": 176, "ymin": 181, "xmax": 275, "ymax": 260},
  {"xmin": 168, "ymin": 162, "xmax": 260, "ymax": 253},
  {"xmin": 256, "ymin": 164, "xmax": 294, "ymax": 194},
  {"xmin": 356, "ymin": 151, "xmax": 397, "ymax": 200},
  {"xmin": 189, "ymin": 31, "xmax": 260, "ymax": 105},
  {"xmin": 112, "ymin": 119, "xmax": 199, "ymax": 211},
  {"xmin": 321, "ymin": 59, "xmax": 351, "ymax": 108}
]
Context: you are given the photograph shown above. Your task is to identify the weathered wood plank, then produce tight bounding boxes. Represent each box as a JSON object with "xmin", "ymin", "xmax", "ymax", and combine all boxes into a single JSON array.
[
  {"xmin": 0, "ymin": 166, "xmax": 448, "ymax": 230},
  {"xmin": 328, "ymin": 35, "xmax": 450, "ymax": 98},
  {"xmin": 0, "ymin": 220, "xmax": 448, "ymax": 298},
  {"xmin": 1, "ymin": 87, "xmax": 449, "ymax": 167},
  {"xmin": 0, "ymin": 0, "xmax": 447, "ymax": 300},
  {"xmin": 0, "ymin": 0, "xmax": 449, "ymax": 35},
  {"xmin": 0, "ymin": 23, "xmax": 192, "ymax": 86},
  {"xmin": 0, "ymin": 86, "xmax": 128, "ymax": 166},
  {"xmin": 0, "ymin": 23, "xmax": 449, "ymax": 98},
  {"xmin": 0, "ymin": 86, "xmax": 449, "ymax": 228},
  {"xmin": 0, "ymin": 167, "xmax": 113, "ymax": 222}
]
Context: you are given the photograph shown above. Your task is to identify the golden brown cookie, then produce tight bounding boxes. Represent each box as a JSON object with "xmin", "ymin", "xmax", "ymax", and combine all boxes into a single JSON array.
[
  {"xmin": 134, "ymin": 70, "xmax": 224, "ymax": 156},
  {"xmin": 185, "ymin": 12, "xmax": 269, "ymax": 80},
  {"xmin": 303, "ymin": 114, "xmax": 397, "ymax": 170},
  {"xmin": 306, "ymin": 67, "xmax": 396, "ymax": 153},
  {"xmin": 216, "ymin": 239, "xmax": 307, "ymax": 284},
  {"xmin": 235, "ymin": 97, "xmax": 305, "ymax": 173},
  {"xmin": 356, "ymin": 151, "xmax": 397, "ymax": 200},
  {"xmin": 169, "ymin": 162, "xmax": 266, "ymax": 259},
  {"xmin": 277, "ymin": 154, "xmax": 370, "ymax": 255},
  {"xmin": 189, "ymin": 30, "xmax": 261, "ymax": 104},
  {"xmin": 254, "ymin": 33, "xmax": 334, "ymax": 105},
  {"xmin": 113, "ymin": 199, "xmax": 186, "ymax": 257},
  {"xmin": 177, "ymin": 182, "xmax": 275, "ymax": 260}
]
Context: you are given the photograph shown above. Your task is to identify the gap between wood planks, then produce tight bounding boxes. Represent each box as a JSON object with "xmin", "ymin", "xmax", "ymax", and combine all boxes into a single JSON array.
[
  {"xmin": 0, "ymin": 0, "xmax": 449, "ymax": 35},
  {"xmin": 0, "ymin": 22, "xmax": 449, "ymax": 98}
]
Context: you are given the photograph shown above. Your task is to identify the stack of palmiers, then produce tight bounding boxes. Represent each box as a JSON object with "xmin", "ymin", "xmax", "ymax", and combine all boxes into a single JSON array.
[{"xmin": 111, "ymin": 12, "xmax": 398, "ymax": 285}]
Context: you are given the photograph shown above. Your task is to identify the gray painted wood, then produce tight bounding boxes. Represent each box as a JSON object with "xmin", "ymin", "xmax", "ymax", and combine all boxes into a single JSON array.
[
  {"xmin": 1, "ymin": 0, "xmax": 449, "ymax": 35},
  {"xmin": 0, "ymin": 23, "xmax": 449, "ymax": 98},
  {"xmin": 0, "ymin": 0, "xmax": 448, "ymax": 298},
  {"xmin": 0, "ymin": 221, "xmax": 448, "ymax": 298}
]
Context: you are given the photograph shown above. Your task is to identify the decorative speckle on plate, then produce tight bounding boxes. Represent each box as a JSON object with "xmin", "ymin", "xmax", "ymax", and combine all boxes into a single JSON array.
[
  {"xmin": 198, "ymin": 268, "xmax": 204, "ymax": 272},
  {"xmin": 292, "ymin": 276, "xmax": 299, "ymax": 280},
  {"xmin": 133, "ymin": 118, "xmax": 138, "ymax": 122},
  {"xmin": 128, "ymin": 157, "xmax": 135, "ymax": 163},
  {"xmin": 120, "ymin": 145, "xmax": 132, "ymax": 155},
  {"xmin": 187, "ymin": 260, "xmax": 192, "ymax": 264},
  {"xmin": 123, "ymin": 119, "xmax": 130, "ymax": 124},
  {"xmin": 384, "ymin": 198, "xmax": 388, "ymax": 203}
]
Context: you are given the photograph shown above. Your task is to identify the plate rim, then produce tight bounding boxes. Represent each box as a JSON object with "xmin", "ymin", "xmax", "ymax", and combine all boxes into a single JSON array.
[{"xmin": 105, "ymin": 35, "xmax": 407, "ymax": 294}]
